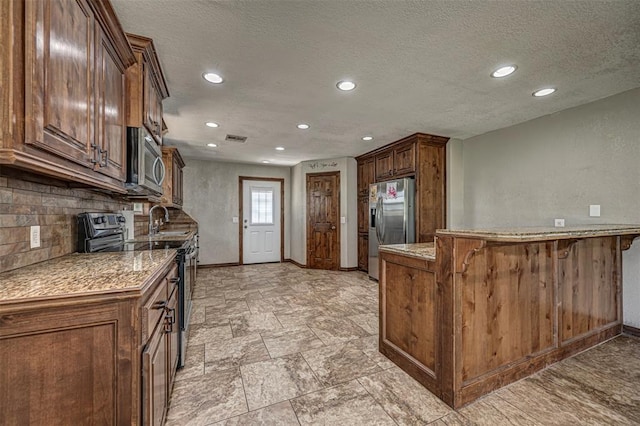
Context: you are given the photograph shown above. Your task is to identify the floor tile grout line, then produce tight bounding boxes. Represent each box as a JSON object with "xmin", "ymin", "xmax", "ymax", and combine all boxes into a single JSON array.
[{"xmin": 355, "ymin": 376, "xmax": 401, "ymax": 426}]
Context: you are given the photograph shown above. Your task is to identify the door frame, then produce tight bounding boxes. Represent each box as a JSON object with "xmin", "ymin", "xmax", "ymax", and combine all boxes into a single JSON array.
[
  {"xmin": 306, "ymin": 171, "xmax": 340, "ymax": 270},
  {"xmin": 238, "ymin": 176, "xmax": 285, "ymax": 265}
]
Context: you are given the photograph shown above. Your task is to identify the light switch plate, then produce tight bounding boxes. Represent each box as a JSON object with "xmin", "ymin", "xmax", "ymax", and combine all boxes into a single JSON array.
[
  {"xmin": 232, "ymin": 217, "xmax": 239, "ymax": 223},
  {"xmin": 589, "ymin": 204, "xmax": 601, "ymax": 217},
  {"xmin": 340, "ymin": 216, "xmax": 346, "ymax": 224},
  {"xmin": 554, "ymin": 218, "xmax": 565, "ymax": 227},
  {"xmin": 133, "ymin": 203, "xmax": 144, "ymax": 213},
  {"xmin": 30, "ymin": 225, "xmax": 41, "ymax": 248}
]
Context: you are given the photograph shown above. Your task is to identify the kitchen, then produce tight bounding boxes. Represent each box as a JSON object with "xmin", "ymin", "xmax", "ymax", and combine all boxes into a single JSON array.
[{"xmin": 1, "ymin": 0, "xmax": 639, "ymax": 425}]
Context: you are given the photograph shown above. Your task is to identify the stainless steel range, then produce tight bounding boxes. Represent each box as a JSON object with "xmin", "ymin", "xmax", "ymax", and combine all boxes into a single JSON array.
[{"xmin": 77, "ymin": 212, "xmax": 194, "ymax": 368}]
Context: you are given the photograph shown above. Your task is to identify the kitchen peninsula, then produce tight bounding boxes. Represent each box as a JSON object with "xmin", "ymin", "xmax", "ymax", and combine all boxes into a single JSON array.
[{"xmin": 378, "ymin": 225, "xmax": 640, "ymax": 409}]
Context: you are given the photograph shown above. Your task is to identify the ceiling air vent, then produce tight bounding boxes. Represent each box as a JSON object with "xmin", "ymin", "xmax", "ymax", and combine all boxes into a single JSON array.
[{"xmin": 225, "ymin": 134, "xmax": 248, "ymax": 143}]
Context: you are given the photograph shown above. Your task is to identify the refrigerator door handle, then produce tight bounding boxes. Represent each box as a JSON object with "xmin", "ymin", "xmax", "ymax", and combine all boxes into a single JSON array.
[{"xmin": 375, "ymin": 197, "xmax": 383, "ymax": 243}]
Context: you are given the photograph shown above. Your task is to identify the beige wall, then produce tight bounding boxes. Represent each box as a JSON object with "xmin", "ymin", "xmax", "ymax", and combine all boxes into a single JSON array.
[
  {"xmin": 458, "ymin": 88, "xmax": 640, "ymax": 328},
  {"xmin": 182, "ymin": 160, "xmax": 291, "ymax": 266}
]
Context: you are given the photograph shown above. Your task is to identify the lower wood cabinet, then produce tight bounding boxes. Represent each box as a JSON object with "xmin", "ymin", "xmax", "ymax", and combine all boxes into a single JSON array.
[
  {"xmin": 142, "ymin": 266, "xmax": 180, "ymax": 425},
  {"xmin": 357, "ymin": 234, "xmax": 368, "ymax": 271},
  {"xmin": 0, "ymin": 260, "xmax": 179, "ymax": 424}
]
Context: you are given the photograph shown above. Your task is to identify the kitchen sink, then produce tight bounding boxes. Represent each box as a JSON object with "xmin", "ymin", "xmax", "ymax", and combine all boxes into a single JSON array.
[{"xmin": 155, "ymin": 231, "xmax": 190, "ymax": 236}]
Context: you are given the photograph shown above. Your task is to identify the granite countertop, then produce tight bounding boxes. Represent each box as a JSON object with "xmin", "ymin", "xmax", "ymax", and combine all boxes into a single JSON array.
[
  {"xmin": 0, "ymin": 250, "xmax": 176, "ymax": 305},
  {"xmin": 436, "ymin": 224, "xmax": 640, "ymax": 242},
  {"xmin": 379, "ymin": 242, "xmax": 436, "ymax": 260}
]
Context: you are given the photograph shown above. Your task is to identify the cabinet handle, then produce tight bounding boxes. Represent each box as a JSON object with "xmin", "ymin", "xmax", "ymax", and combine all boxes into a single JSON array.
[
  {"xmin": 100, "ymin": 148, "xmax": 108, "ymax": 168},
  {"xmin": 90, "ymin": 143, "xmax": 99, "ymax": 165},
  {"xmin": 164, "ymin": 307, "xmax": 175, "ymax": 332},
  {"xmin": 170, "ymin": 277, "xmax": 180, "ymax": 286},
  {"xmin": 152, "ymin": 300, "xmax": 167, "ymax": 310}
]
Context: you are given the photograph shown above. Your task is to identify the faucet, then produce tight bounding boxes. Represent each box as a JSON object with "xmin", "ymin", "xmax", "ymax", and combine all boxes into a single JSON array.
[{"xmin": 149, "ymin": 205, "xmax": 170, "ymax": 235}]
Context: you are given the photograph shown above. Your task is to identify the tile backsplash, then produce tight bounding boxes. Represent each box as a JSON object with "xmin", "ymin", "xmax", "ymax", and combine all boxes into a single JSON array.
[{"xmin": 0, "ymin": 168, "xmax": 130, "ymax": 273}]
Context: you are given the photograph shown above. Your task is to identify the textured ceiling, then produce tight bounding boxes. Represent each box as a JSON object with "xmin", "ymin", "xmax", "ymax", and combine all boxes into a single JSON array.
[{"xmin": 110, "ymin": 0, "xmax": 640, "ymax": 165}]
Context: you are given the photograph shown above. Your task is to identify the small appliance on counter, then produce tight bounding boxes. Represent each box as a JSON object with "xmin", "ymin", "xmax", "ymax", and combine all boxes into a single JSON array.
[{"xmin": 76, "ymin": 212, "xmax": 194, "ymax": 368}]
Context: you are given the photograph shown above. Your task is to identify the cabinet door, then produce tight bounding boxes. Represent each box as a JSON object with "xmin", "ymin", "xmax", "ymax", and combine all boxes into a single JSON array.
[
  {"xmin": 172, "ymin": 155, "xmax": 183, "ymax": 205},
  {"xmin": 358, "ymin": 234, "xmax": 369, "ymax": 271},
  {"xmin": 142, "ymin": 321, "xmax": 168, "ymax": 426},
  {"xmin": 25, "ymin": 0, "xmax": 96, "ymax": 168},
  {"xmin": 393, "ymin": 142, "xmax": 416, "ymax": 176},
  {"xmin": 365, "ymin": 158, "xmax": 376, "ymax": 187},
  {"xmin": 95, "ymin": 26, "xmax": 127, "ymax": 181},
  {"xmin": 375, "ymin": 151, "xmax": 394, "ymax": 181},
  {"xmin": 357, "ymin": 161, "xmax": 366, "ymax": 196},
  {"xmin": 154, "ymin": 92, "xmax": 164, "ymax": 144},
  {"xmin": 358, "ymin": 196, "xmax": 368, "ymax": 234},
  {"xmin": 167, "ymin": 285, "xmax": 180, "ymax": 386}
]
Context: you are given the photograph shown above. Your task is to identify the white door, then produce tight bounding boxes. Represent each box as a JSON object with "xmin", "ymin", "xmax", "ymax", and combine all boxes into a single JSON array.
[{"xmin": 242, "ymin": 180, "xmax": 281, "ymax": 264}]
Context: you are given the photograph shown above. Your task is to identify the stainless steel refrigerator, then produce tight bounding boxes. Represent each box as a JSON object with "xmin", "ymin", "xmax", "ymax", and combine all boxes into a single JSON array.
[{"xmin": 368, "ymin": 178, "xmax": 416, "ymax": 280}]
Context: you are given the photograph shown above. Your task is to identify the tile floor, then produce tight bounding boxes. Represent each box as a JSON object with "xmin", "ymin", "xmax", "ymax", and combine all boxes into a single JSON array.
[{"xmin": 166, "ymin": 263, "xmax": 640, "ymax": 425}]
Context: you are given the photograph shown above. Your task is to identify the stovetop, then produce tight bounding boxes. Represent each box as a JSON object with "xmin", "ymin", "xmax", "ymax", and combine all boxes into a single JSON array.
[
  {"xmin": 78, "ymin": 212, "xmax": 191, "ymax": 253},
  {"xmin": 96, "ymin": 240, "xmax": 188, "ymax": 253}
]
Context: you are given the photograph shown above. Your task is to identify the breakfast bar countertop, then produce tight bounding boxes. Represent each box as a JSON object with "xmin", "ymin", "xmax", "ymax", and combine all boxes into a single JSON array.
[
  {"xmin": 378, "ymin": 242, "xmax": 436, "ymax": 260},
  {"xmin": 0, "ymin": 250, "xmax": 176, "ymax": 305},
  {"xmin": 436, "ymin": 224, "xmax": 640, "ymax": 242}
]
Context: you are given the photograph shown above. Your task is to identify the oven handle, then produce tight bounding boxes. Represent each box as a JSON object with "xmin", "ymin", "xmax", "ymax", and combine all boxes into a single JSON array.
[{"xmin": 152, "ymin": 157, "xmax": 166, "ymax": 186}]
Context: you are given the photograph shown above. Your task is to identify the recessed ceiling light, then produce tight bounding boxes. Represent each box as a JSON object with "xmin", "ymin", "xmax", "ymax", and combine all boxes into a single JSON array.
[
  {"xmin": 362, "ymin": 136, "xmax": 373, "ymax": 141},
  {"xmin": 203, "ymin": 72, "xmax": 224, "ymax": 84},
  {"xmin": 533, "ymin": 87, "xmax": 557, "ymax": 97},
  {"xmin": 275, "ymin": 147, "xmax": 285, "ymax": 151},
  {"xmin": 491, "ymin": 65, "xmax": 517, "ymax": 78},
  {"xmin": 207, "ymin": 143, "xmax": 217, "ymax": 147},
  {"xmin": 336, "ymin": 80, "xmax": 356, "ymax": 91},
  {"xmin": 205, "ymin": 122, "xmax": 219, "ymax": 128},
  {"xmin": 262, "ymin": 160, "xmax": 270, "ymax": 164},
  {"xmin": 297, "ymin": 123, "xmax": 310, "ymax": 130}
]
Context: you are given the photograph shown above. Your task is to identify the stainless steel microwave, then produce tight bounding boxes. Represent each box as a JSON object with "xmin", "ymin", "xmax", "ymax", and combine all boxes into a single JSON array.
[{"xmin": 125, "ymin": 127, "xmax": 165, "ymax": 195}]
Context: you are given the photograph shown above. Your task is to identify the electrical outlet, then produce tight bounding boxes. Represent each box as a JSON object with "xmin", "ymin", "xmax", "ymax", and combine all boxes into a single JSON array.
[
  {"xmin": 133, "ymin": 203, "xmax": 144, "ymax": 213},
  {"xmin": 30, "ymin": 225, "xmax": 41, "ymax": 248},
  {"xmin": 232, "ymin": 217, "xmax": 239, "ymax": 223},
  {"xmin": 589, "ymin": 204, "xmax": 601, "ymax": 217},
  {"xmin": 554, "ymin": 218, "xmax": 565, "ymax": 227}
]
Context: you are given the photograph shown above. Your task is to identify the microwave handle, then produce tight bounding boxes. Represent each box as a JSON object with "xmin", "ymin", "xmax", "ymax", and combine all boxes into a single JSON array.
[{"xmin": 153, "ymin": 157, "xmax": 166, "ymax": 186}]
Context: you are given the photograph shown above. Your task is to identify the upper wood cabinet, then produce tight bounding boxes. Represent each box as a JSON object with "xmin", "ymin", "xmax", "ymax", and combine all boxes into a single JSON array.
[
  {"xmin": 374, "ymin": 141, "xmax": 416, "ymax": 181},
  {"xmin": 0, "ymin": 0, "xmax": 136, "ymax": 193},
  {"xmin": 356, "ymin": 133, "xmax": 449, "ymax": 270},
  {"xmin": 393, "ymin": 142, "xmax": 416, "ymax": 177},
  {"xmin": 375, "ymin": 150, "xmax": 394, "ymax": 181},
  {"xmin": 161, "ymin": 147, "xmax": 185, "ymax": 207},
  {"xmin": 357, "ymin": 157, "xmax": 375, "ymax": 197},
  {"xmin": 125, "ymin": 33, "xmax": 169, "ymax": 145}
]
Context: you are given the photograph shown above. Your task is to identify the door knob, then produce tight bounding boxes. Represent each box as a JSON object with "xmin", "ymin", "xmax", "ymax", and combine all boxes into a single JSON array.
[{"xmin": 331, "ymin": 226, "xmax": 336, "ymax": 230}]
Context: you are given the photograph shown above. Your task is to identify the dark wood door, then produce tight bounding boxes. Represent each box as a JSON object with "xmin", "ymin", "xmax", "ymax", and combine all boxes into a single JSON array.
[{"xmin": 307, "ymin": 172, "xmax": 340, "ymax": 270}]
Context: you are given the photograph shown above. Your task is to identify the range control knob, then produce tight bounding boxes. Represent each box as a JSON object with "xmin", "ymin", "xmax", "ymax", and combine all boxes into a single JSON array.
[
  {"xmin": 94, "ymin": 216, "xmax": 106, "ymax": 224},
  {"xmin": 117, "ymin": 216, "xmax": 126, "ymax": 223}
]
